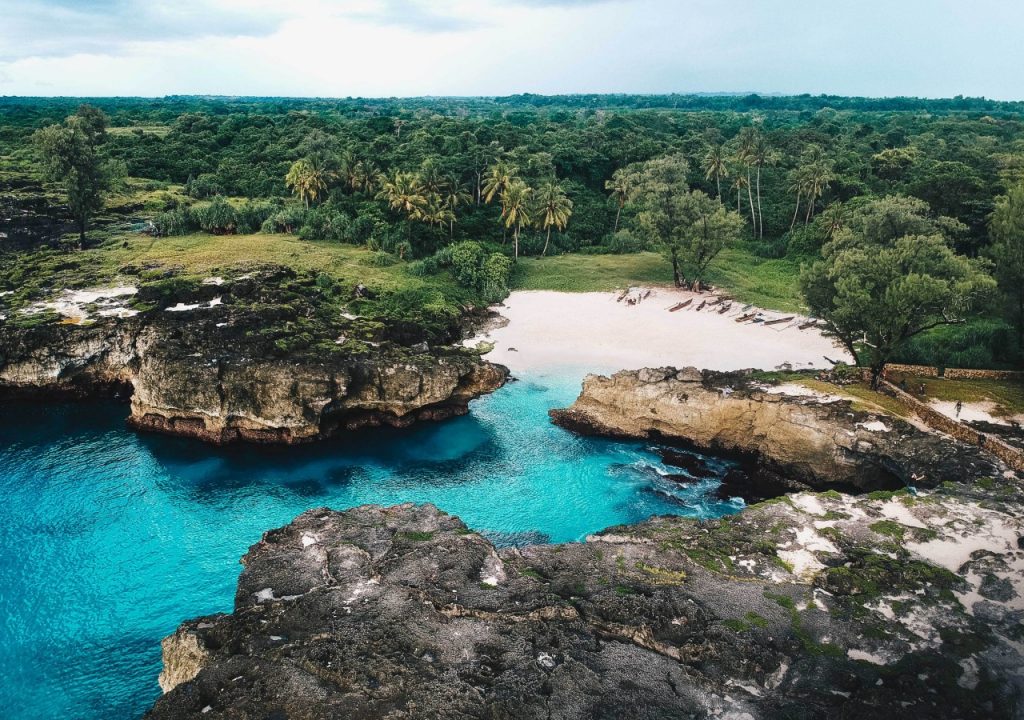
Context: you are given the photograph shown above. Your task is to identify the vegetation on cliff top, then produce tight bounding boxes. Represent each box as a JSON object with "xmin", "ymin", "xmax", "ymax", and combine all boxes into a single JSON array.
[{"xmin": 4, "ymin": 95, "xmax": 1024, "ymax": 368}]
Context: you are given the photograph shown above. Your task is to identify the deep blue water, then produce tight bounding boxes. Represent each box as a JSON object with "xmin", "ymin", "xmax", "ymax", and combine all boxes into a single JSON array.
[{"xmin": 0, "ymin": 369, "xmax": 741, "ymax": 719}]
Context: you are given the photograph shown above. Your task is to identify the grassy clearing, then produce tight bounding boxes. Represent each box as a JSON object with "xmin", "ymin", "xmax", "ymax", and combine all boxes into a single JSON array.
[
  {"xmin": 796, "ymin": 379, "xmax": 916, "ymax": 419},
  {"xmin": 107, "ymin": 125, "xmax": 172, "ymax": 137},
  {"xmin": 513, "ymin": 246, "xmax": 805, "ymax": 313},
  {"xmin": 891, "ymin": 375, "xmax": 1024, "ymax": 418},
  {"xmin": 702, "ymin": 247, "xmax": 806, "ymax": 313},
  {"xmin": 0, "ymin": 232, "xmax": 460, "ymax": 307},
  {"xmin": 512, "ymin": 252, "xmax": 671, "ymax": 292}
]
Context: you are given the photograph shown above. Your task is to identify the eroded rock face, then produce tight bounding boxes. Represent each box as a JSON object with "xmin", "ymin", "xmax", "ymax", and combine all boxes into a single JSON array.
[
  {"xmin": 0, "ymin": 300, "xmax": 506, "ymax": 444},
  {"xmin": 550, "ymin": 367, "xmax": 997, "ymax": 493},
  {"xmin": 149, "ymin": 498, "xmax": 1024, "ymax": 719}
]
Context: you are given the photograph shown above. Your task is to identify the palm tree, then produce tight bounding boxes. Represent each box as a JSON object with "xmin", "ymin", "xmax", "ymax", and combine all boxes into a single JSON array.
[
  {"xmin": 818, "ymin": 201, "xmax": 848, "ymax": 242},
  {"xmin": 285, "ymin": 158, "xmax": 328, "ymax": 209},
  {"xmin": 803, "ymin": 161, "xmax": 835, "ymax": 224},
  {"xmin": 376, "ymin": 171, "xmax": 426, "ymax": 242},
  {"xmin": 353, "ymin": 160, "xmax": 383, "ymax": 195},
  {"xmin": 702, "ymin": 145, "xmax": 729, "ymax": 201},
  {"xmin": 735, "ymin": 130, "xmax": 759, "ymax": 237},
  {"xmin": 749, "ymin": 133, "xmax": 775, "ymax": 238},
  {"xmin": 605, "ymin": 169, "xmax": 632, "ymax": 232},
  {"xmin": 535, "ymin": 181, "xmax": 573, "ymax": 256},
  {"xmin": 419, "ymin": 159, "xmax": 447, "ymax": 197},
  {"xmin": 500, "ymin": 180, "xmax": 533, "ymax": 261},
  {"xmin": 731, "ymin": 174, "xmax": 750, "ymax": 216},
  {"xmin": 483, "ymin": 160, "xmax": 518, "ymax": 242},
  {"xmin": 442, "ymin": 176, "xmax": 472, "ymax": 237},
  {"xmin": 787, "ymin": 166, "xmax": 809, "ymax": 231}
]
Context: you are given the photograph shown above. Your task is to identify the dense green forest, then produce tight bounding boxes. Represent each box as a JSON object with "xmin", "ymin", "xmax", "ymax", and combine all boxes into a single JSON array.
[{"xmin": 3, "ymin": 94, "xmax": 1024, "ymax": 369}]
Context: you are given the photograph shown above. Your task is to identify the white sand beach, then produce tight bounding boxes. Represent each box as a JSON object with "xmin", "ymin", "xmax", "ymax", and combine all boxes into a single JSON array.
[{"xmin": 470, "ymin": 288, "xmax": 850, "ymax": 375}]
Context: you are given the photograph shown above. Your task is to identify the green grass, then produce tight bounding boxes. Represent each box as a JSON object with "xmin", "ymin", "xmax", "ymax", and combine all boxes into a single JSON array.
[
  {"xmin": 0, "ymin": 232, "xmax": 458, "ymax": 300},
  {"xmin": 513, "ymin": 246, "xmax": 805, "ymax": 313},
  {"xmin": 892, "ymin": 375, "xmax": 1024, "ymax": 418},
  {"xmin": 512, "ymin": 252, "xmax": 671, "ymax": 292},
  {"xmin": 702, "ymin": 247, "xmax": 806, "ymax": 313}
]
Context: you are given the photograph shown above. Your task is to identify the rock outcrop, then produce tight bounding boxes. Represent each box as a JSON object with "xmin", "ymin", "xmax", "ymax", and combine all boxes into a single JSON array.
[
  {"xmin": 550, "ymin": 367, "xmax": 998, "ymax": 494},
  {"xmin": 0, "ymin": 273, "xmax": 507, "ymax": 444},
  {"xmin": 149, "ymin": 497, "xmax": 1024, "ymax": 719}
]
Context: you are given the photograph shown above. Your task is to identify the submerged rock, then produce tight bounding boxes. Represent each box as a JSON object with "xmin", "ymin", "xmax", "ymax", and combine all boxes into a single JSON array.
[
  {"xmin": 550, "ymin": 367, "xmax": 998, "ymax": 495},
  {"xmin": 149, "ymin": 496, "xmax": 1024, "ymax": 719}
]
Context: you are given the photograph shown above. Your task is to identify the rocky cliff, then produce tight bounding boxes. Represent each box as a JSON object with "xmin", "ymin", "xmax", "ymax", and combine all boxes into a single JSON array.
[
  {"xmin": 0, "ymin": 270, "xmax": 507, "ymax": 444},
  {"xmin": 550, "ymin": 367, "xmax": 997, "ymax": 494},
  {"xmin": 148, "ymin": 495, "xmax": 1024, "ymax": 719}
]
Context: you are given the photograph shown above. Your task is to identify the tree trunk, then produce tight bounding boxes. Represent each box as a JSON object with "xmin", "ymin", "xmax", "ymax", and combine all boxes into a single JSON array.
[
  {"xmin": 715, "ymin": 175, "xmax": 721, "ymax": 201},
  {"xmin": 671, "ymin": 251, "xmax": 682, "ymax": 288},
  {"xmin": 543, "ymin": 226, "xmax": 551, "ymax": 256},
  {"xmin": 805, "ymin": 193, "xmax": 814, "ymax": 224},
  {"xmin": 745, "ymin": 169, "xmax": 756, "ymax": 237},
  {"xmin": 514, "ymin": 223, "xmax": 520, "ymax": 262},
  {"xmin": 870, "ymin": 362, "xmax": 885, "ymax": 390},
  {"xmin": 78, "ymin": 217, "xmax": 86, "ymax": 249},
  {"xmin": 736, "ymin": 188, "xmax": 741, "ymax": 213},
  {"xmin": 755, "ymin": 165, "xmax": 763, "ymax": 238},
  {"xmin": 1018, "ymin": 289, "xmax": 1023, "ymax": 347},
  {"xmin": 790, "ymin": 190, "xmax": 802, "ymax": 231},
  {"xmin": 614, "ymin": 203, "xmax": 622, "ymax": 232}
]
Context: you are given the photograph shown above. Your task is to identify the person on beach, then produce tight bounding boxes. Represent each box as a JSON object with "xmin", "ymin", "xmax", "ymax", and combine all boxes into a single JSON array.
[{"xmin": 955, "ymin": 400, "xmax": 963, "ymax": 419}]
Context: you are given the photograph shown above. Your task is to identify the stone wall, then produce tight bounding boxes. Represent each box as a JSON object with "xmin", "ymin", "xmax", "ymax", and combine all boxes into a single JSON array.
[
  {"xmin": 883, "ymin": 363, "xmax": 1024, "ymax": 381},
  {"xmin": 877, "ymin": 379, "xmax": 1024, "ymax": 473}
]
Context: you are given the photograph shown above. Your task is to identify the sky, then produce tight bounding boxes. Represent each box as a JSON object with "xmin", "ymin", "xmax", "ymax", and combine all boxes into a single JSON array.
[{"xmin": 0, "ymin": 0, "xmax": 1022, "ymax": 99}]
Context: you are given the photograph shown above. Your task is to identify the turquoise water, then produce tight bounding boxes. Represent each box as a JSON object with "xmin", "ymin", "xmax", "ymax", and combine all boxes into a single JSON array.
[{"xmin": 0, "ymin": 369, "xmax": 741, "ymax": 719}]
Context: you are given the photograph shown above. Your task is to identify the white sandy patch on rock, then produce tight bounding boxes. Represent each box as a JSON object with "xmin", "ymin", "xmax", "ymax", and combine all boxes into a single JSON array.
[
  {"xmin": 930, "ymin": 399, "xmax": 1009, "ymax": 426},
  {"xmin": 876, "ymin": 499, "xmax": 927, "ymax": 529},
  {"xmin": 166, "ymin": 297, "xmax": 222, "ymax": 312},
  {"xmin": 20, "ymin": 286, "xmax": 138, "ymax": 323},
  {"xmin": 469, "ymin": 288, "xmax": 848, "ymax": 374},
  {"xmin": 790, "ymin": 493, "xmax": 827, "ymax": 517}
]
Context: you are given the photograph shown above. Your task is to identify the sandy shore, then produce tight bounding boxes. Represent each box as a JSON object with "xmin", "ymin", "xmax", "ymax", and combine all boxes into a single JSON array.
[{"xmin": 470, "ymin": 288, "xmax": 850, "ymax": 375}]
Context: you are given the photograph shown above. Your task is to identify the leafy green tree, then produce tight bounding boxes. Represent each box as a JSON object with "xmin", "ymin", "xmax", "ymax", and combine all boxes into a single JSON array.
[
  {"xmin": 32, "ymin": 105, "xmax": 120, "ymax": 246},
  {"xmin": 535, "ymin": 181, "xmax": 573, "ymax": 256},
  {"xmin": 989, "ymin": 182, "xmax": 1024, "ymax": 343},
  {"xmin": 630, "ymin": 155, "xmax": 742, "ymax": 287},
  {"xmin": 802, "ymin": 215, "xmax": 996, "ymax": 387}
]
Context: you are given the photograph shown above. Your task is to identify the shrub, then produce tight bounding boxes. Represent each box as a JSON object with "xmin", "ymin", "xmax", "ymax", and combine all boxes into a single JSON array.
[
  {"xmin": 185, "ymin": 173, "xmax": 223, "ymax": 199},
  {"xmin": 235, "ymin": 200, "xmax": 277, "ymax": 234},
  {"xmin": 298, "ymin": 205, "xmax": 353, "ymax": 242},
  {"xmin": 196, "ymin": 197, "xmax": 237, "ymax": 234},
  {"xmin": 261, "ymin": 206, "xmax": 306, "ymax": 234},
  {"xmin": 153, "ymin": 206, "xmax": 197, "ymax": 236}
]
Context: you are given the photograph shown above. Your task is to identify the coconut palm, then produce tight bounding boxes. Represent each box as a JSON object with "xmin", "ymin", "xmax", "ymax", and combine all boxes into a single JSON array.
[
  {"xmin": 483, "ymin": 160, "xmax": 518, "ymax": 242},
  {"xmin": 748, "ymin": 133, "xmax": 776, "ymax": 238},
  {"xmin": 500, "ymin": 179, "xmax": 533, "ymax": 261},
  {"xmin": 535, "ymin": 181, "xmax": 573, "ymax": 256},
  {"xmin": 787, "ymin": 166, "xmax": 809, "ymax": 231},
  {"xmin": 605, "ymin": 169, "xmax": 632, "ymax": 232},
  {"xmin": 802, "ymin": 161, "xmax": 835, "ymax": 223},
  {"xmin": 377, "ymin": 171, "xmax": 426, "ymax": 242},
  {"xmin": 352, "ymin": 160, "xmax": 383, "ymax": 195},
  {"xmin": 285, "ymin": 158, "xmax": 328, "ymax": 209},
  {"xmin": 442, "ymin": 177, "xmax": 472, "ymax": 237},
  {"xmin": 702, "ymin": 145, "xmax": 729, "ymax": 201}
]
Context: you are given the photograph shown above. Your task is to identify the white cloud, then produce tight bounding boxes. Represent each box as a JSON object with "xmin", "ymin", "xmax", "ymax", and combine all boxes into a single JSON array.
[{"xmin": 0, "ymin": 0, "xmax": 1021, "ymax": 99}]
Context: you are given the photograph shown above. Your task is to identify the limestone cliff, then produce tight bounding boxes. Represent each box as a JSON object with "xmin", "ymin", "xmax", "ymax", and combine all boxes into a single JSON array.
[
  {"xmin": 550, "ymin": 367, "xmax": 997, "ymax": 493},
  {"xmin": 0, "ymin": 277, "xmax": 506, "ymax": 444},
  {"xmin": 148, "ymin": 496, "xmax": 1024, "ymax": 719}
]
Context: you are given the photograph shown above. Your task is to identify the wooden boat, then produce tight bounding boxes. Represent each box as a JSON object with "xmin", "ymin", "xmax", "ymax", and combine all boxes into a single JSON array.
[
  {"xmin": 668, "ymin": 299, "xmax": 693, "ymax": 312},
  {"xmin": 717, "ymin": 302, "xmax": 732, "ymax": 314},
  {"xmin": 707, "ymin": 297, "xmax": 724, "ymax": 307},
  {"xmin": 798, "ymin": 320, "xmax": 819, "ymax": 330},
  {"xmin": 740, "ymin": 304, "xmax": 753, "ymax": 312},
  {"xmin": 617, "ymin": 288, "xmax": 630, "ymax": 302},
  {"xmin": 735, "ymin": 312, "xmax": 756, "ymax": 322},
  {"xmin": 695, "ymin": 300, "xmax": 707, "ymax": 311},
  {"xmin": 763, "ymin": 315, "xmax": 795, "ymax": 326}
]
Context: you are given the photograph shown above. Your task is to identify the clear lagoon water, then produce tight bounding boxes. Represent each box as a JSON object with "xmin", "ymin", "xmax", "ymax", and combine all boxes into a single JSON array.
[{"xmin": 0, "ymin": 369, "xmax": 741, "ymax": 719}]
